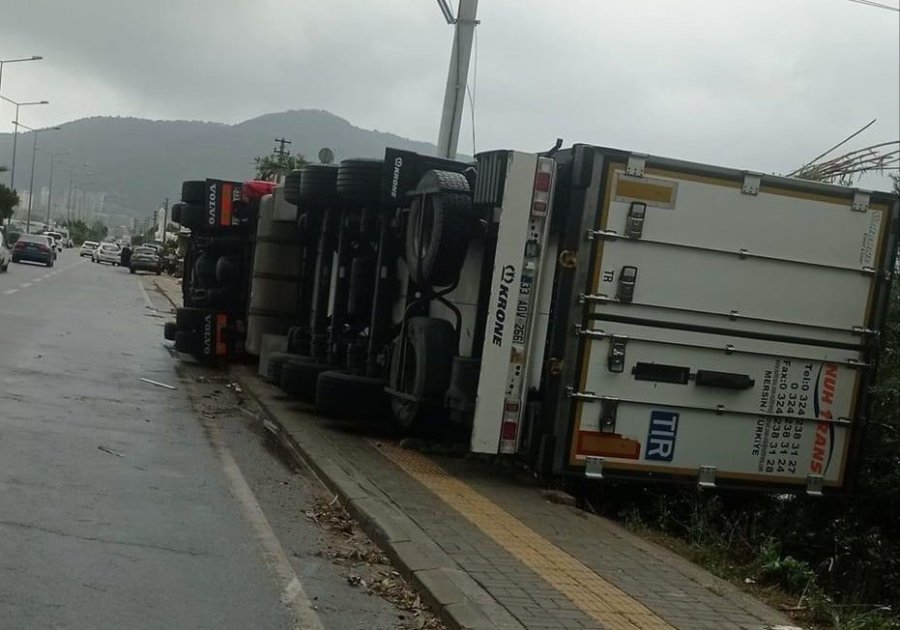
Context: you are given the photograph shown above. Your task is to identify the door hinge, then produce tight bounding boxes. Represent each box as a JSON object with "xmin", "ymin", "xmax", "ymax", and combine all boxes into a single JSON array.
[
  {"xmin": 625, "ymin": 202, "xmax": 646, "ymax": 239},
  {"xmin": 585, "ymin": 456, "xmax": 604, "ymax": 479},
  {"xmin": 616, "ymin": 266, "xmax": 638, "ymax": 303},
  {"xmin": 741, "ymin": 172, "xmax": 762, "ymax": 196},
  {"xmin": 698, "ymin": 465, "xmax": 717, "ymax": 488},
  {"xmin": 626, "ymin": 154, "xmax": 647, "ymax": 177},
  {"xmin": 851, "ymin": 190, "xmax": 870, "ymax": 213},
  {"xmin": 607, "ymin": 336, "xmax": 628, "ymax": 373}
]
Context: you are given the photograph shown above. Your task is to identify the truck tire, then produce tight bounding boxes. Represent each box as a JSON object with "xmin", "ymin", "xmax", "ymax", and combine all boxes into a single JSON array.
[
  {"xmin": 390, "ymin": 316, "xmax": 457, "ymax": 430},
  {"xmin": 284, "ymin": 170, "xmax": 303, "ymax": 206},
  {"xmin": 336, "ymin": 159, "xmax": 383, "ymax": 205},
  {"xmin": 163, "ymin": 322, "xmax": 178, "ymax": 341},
  {"xmin": 266, "ymin": 351, "xmax": 298, "ymax": 383},
  {"xmin": 405, "ymin": 170, "xmax": 473, "ymax": 287},
  {"xmin": 316, "ymin": 370, "xmax": 388, "ymax": 421},
  {"xmin": 215, "ymin": 255, "xmax": 239, "ymax": 284},
  {"xmin": 182, "ymin": 180, "xmax": 206, "ymax": 205},
  {"xmin": 281, "ymin": 357, "xmax": 333, "ymax": 401},
  {"xmin": 299, "ymin": 164, "xmax": 338, "ymax": 208}
]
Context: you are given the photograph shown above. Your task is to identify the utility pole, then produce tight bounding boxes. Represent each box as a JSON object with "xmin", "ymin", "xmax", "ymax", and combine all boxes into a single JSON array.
[
  {"xmin": 273, "ymin": 137, "xmax": 292, "ymax": 159},
  {"xmin": 436, "ymin": 0, "xmax": 479, "ymax": 159},
  {"xmin": 162, "ymin": 197, "xmax": 169, "ymax": 244}
]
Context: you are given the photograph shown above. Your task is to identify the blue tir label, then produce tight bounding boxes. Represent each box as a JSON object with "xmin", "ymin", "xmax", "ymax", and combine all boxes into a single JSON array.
[{"xmin": 646, "ymin": 411, "xmax": 679, "ymax": 462}]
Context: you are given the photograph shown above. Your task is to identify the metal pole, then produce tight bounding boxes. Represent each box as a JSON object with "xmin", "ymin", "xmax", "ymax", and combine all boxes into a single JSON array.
[
  {"xmin": 436, "ymin": 0, "xmax": 478, "ymax": 159},
  {"xmin": 46, "ymin": 155, "xmax": 54, "ymax": 225},
  {"xmin": 26, "ymin": 130, "xmax": 38, "ymax": 233},
  {"xmin": 10, "ymin": 103, "xmax": 20, "ymax": 187}
]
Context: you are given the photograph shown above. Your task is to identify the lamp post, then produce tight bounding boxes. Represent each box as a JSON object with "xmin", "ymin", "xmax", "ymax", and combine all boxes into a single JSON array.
[
  {"xmin": 45, "ymin": 150, "xmax": 71, "ymax": 225},
  {"xmin": 0, "ymin": 95, "xmax": 48, "ymax": 187},
  {"xmin": 0, "ymin": 55, "xmax": 43, "ymax": 126},
  {"xmin": 15, "ymin": 121, "xmax": 60, "ymax": 233}
]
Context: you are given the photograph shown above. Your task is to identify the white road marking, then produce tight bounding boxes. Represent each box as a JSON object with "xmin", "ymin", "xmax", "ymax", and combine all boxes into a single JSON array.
[
  {"xmin": 34, "ymin": 278, "xmax": 43, "ymax": 282},
  {"xmin": 3, "ymin": 289, "xmax": 18, "ymax": 295},
  {"xmin": 138, "ymin": 278, "xmax": 158, "ymax": 311},
  {"xmin": 19, "ymin": 283, "xmax": 31, "ymax": 288},
  {"xmin": 203, "ymin": 416, "xmax": 325, "ymax": 630}
]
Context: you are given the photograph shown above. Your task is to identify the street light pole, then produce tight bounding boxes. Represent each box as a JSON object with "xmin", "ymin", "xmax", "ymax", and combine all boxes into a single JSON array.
[
  {"xmin": 435, "ymin": 0, "xmax": 479, "ymax": 159},
  {"xmin": 16, "ymin": 122, "xmax": 60, "ymax": 233},
  {"xmin": 0, "ymin": 55, "xmax": 43, "ymax": 130},
  {"xmin": 0, "ymin": 96, "xmax": 48, "ymax": 187}
]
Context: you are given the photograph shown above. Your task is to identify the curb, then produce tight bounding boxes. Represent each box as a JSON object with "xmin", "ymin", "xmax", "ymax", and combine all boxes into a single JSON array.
[{"xmin": 236, "ymin": 369, "xmax": 523, "ymax": 630}]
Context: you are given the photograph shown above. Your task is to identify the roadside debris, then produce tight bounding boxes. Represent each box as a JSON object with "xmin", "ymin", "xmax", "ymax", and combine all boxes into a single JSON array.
[
  {"xmin": 98, "ymin": 445, "xmax": 124, "ymax": 458},
  {"xmin": 304, "ymin": 496, "xmax": 445, "ymax": 630},
  {"xmin": 140, "ymin": 377, "xmax": 176, "ymax": 390}
]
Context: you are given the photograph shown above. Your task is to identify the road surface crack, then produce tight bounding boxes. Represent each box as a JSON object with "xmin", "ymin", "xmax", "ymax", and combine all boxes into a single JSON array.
[{"xmin": 0, "ymin": 520, "xmax": 210, "ymax": 557}]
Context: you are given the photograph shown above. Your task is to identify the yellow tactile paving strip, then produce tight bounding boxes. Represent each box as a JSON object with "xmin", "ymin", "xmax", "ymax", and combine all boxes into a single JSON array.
[{"xmin": 376, "ymin": 442, "xmax": 675, "ymax": 630}]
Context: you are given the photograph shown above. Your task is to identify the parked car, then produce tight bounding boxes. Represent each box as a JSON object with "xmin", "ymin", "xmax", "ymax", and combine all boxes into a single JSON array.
[
  {"xmin": 80, "ymin": 241, "xmax": 99, "ymax": 257},
  {"xmin": 129, "ymin": 246, "xmax": 162, "ymax": 275},
  {"xmin": 42, "ymin": 231, "xmax": 65, "ymax": 253},
  {"xmin": 94, "ymin": 242, "xmax": 122, "ymax": 265},
  {"xmin": 12, "ymin": 234, "xmax": 55, "ymax": 267},
  {"xmin": 0, "ymin": 237, "xmax": 10, "ymax": 272}
]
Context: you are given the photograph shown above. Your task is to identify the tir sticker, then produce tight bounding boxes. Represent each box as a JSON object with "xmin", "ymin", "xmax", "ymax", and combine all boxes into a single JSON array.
[{"xmin": 645, "ymin": 411, "xmax": 679, "ymax": 462}]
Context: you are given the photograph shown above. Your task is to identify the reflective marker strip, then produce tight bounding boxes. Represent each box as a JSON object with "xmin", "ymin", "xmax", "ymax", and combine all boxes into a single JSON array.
[{"xmin": 220, "ymin": 183, "xmax": 233, "ymax": 226}]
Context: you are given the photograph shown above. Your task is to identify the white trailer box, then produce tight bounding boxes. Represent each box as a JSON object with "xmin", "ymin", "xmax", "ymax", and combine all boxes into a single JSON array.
[{"xmin": 472, "ymin": 144, "xmax": 898, "ymax": 493}]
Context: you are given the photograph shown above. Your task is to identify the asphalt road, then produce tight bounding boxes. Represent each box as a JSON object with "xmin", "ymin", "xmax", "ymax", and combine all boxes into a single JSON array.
[{"xmin": 0, "ymin": 251, "xmax": 406, "ymax": 629}]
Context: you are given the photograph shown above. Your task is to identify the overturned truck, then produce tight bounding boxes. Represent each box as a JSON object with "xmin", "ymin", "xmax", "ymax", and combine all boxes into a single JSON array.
[{"xmin": 171, "ymin": 144, "xmax": 900, "ymax": 494}]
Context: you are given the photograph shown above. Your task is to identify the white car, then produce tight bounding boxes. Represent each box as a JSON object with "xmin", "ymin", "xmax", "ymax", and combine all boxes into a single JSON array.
[
  {"xmin": 42, "ymin": 231, "xmax": 65, "ymax": 253},
  {"xmin": 0, "ymin": 237, "xmax": 10, "ymax": 272},
  {"xmin": 80, "ymin": 241, "xmax": 99, "ymax": 257},
  {"xmin": 94, "ymin": 242, "xmax": 122, "ymax": 265}
]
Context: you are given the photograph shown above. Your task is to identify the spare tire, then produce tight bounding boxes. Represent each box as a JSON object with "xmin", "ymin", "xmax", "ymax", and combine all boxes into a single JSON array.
[
  {"xmin": 182, "ymin": 180, "xmax": 206, "ymax": 205},
  {"xmin": 336, "ymin": 158, "xmax": 383, "ymax": 205},
  {"xmin": 316, "ymin": 370, "xmax": 388, "ymax": 421},
  {"xmin": 299, "ymin": 164, "xmax": 338, "ymax": 208},
  {"xmin": 170, "ymin": 203, "xmax": 183, "ymax": 224},
  {"xmin": 390, "ymin": 316, "xmax": 457, "ymax": 430},
  {"xmin": 405, "ymin": 170, "xmax": 473, "ymax": 288},
  {"xmin": 284, "ymin": 170, "xmax": 303, "ymax": 207}
]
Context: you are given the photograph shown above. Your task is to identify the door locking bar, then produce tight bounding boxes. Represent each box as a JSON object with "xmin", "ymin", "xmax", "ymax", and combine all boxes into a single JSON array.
[
  {"xmin": 565, "ymin": 388, "xmax": 852, "ymax": 425},
  {"xmin": 574, "ymin": 327, "xmax": 868, "ymax": 368}
]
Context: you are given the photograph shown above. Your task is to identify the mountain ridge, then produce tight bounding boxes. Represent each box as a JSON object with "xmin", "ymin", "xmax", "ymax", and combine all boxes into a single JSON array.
[{"xmin": 0, "ymin": 109, "xmax": 439, "ymax": 223}]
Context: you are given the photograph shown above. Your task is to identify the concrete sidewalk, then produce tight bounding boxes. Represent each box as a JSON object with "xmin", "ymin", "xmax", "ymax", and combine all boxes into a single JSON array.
[
  {"xmin": 148, "ymin": 276, "xmax": 798, "ymax": 630},
  {"xmin": 238, "ymin": 369, "xmax": 799, "ymax": 630}
]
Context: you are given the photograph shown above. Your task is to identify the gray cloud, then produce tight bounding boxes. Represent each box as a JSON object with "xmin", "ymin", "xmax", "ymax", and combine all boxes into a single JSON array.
[{"xmin": 1, "ymin": 0, "xmax": 897, "ymax": 186}]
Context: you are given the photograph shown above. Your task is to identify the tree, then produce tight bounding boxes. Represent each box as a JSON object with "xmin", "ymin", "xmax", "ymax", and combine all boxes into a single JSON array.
[
  {"xmin": 253, "ymin": 152, "xmax": 306, "ymax": 181},
  {"xmin": 0, "ymin": 166, "xmax": 20, "ymax": 223}
]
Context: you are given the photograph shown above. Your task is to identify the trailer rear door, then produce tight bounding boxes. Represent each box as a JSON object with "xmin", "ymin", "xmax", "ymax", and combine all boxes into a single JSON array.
[{"xmin": 560, "ymin": 148, "xmax": 898, "ymax": 491}]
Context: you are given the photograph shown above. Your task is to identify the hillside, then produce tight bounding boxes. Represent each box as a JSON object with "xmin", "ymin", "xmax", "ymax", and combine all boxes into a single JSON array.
[{"xmin": 0, "ymin": 110, "xmax": 439, "ymax": 221}]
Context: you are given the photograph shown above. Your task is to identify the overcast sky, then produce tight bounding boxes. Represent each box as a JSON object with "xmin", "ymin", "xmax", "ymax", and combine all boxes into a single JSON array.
[{"xmin": 1, "ymin": 0, "xmax": 898, "ymax": 186}]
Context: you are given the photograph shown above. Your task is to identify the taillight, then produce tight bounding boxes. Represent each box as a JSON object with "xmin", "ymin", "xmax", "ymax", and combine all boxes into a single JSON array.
[
  {"xmin": 14, "ymin": 242, "xmax": 25, "ymax": 249},
  {"xmin": 499, "ymin": 398, "xmax": 521, "ymax": 453},
  {"xmin": 38, "ymin": 244, "xmax": 50, "ymax": 253},
  {"xmin": 531, "ymin": 158, "xmax": 554, "ymax": 217}
]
